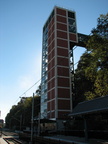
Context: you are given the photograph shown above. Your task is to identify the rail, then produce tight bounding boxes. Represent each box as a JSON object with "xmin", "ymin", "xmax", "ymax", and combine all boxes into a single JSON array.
[
  {"xmin": 2, "ymin": 131, "xmax": 23, "ymax": 144},
  {"xmin": 3, "ymin": 137, "xmax": 22, "ymax": 144}
]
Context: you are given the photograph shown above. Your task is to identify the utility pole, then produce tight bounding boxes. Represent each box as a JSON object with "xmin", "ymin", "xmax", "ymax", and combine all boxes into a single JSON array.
[{"xmin": 31, "ymin": 93, "xmax": 34, "ymax": 144}]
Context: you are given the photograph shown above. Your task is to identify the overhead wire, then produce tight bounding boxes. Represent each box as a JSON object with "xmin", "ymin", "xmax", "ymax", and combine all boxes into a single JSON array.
[
  {"xmin": 4, "ymin": 45, "xmax": 81, "ymax": 118},
  {"xmin": 19, "ymin": 79, "xmax": 41, "ymax": 97},
  {"xmin": 2, "ymin": 79, "xmax": 41, "ymax": 117}
]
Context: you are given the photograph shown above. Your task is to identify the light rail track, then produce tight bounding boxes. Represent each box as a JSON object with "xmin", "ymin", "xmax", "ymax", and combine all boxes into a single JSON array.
[
  {"xmin": 2, "ymin": 131, "xmax": 18, "ymax": 136},
  {"xmin": 3, "ymin": 137, "xmax": 22, "ymax": 144},
  {"xmin": 1, "ymin": 131, "xmax": 24, "ymax": 144}
]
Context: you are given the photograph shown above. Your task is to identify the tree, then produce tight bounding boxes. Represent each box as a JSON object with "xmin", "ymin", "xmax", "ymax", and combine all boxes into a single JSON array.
[
  {"xmin": 74, "ymin": 52, "xmax": 94, "ymax": 106},
  {"xmin": 91, "ymin": 13, "xmax": 108, "ymax": 38},
  {"xmin": 85, "ymin": 13, "xmax": 108, "ymax": 100},
  {"xmin": 74, "ymin": 13, "xmax": 108, "ymax": 102},
  {"xmin": 5, "ymin": 95, "xmax": 40, "ymax": 130}
]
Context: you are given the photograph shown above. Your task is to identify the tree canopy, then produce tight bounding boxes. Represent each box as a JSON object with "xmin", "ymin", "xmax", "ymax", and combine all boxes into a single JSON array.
[
  {"xmin": 75, "ymin": 13, "xmax": 108, "ymax": 103},
  {"xmin": 5, "ymin": 96, "xmax": 40, "ymax": 130}
]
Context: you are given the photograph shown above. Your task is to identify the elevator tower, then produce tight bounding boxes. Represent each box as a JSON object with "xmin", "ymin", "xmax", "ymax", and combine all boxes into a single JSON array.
[{"xmin": 41, "ymin": 6, "xmax": 87, "ymax": 120}]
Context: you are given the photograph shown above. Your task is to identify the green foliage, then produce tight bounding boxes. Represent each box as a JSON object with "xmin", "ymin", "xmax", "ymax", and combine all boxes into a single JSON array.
[
  {"xmin": 85, "ymin": 13, "xmax": 108, "ymax": 99},
  {"xmin": 92, "ymin": 13, "xmax": 108, "ymax": 38},
  {"xmin": 75, "ymin": 13, "xmax": 108, "ymax": 102},
  {"xmin": 5, "ymin": 96, "xmax": 40, "ymax": 130},
  {"xmin": 74, "ymin": 52, "xmax": 94, "ymax": 105}
]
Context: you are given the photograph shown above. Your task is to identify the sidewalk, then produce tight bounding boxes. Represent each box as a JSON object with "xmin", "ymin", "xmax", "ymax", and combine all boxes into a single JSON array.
[{"xmin": 0, "ymin": 136, "xmax": 7, "ymax": 144}]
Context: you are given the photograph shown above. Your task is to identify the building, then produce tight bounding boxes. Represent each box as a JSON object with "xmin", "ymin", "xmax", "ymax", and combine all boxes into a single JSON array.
[
  {"xmin": 69, "ymin": 95, "xmax": 108, "ymax": 140},
  {"xmin": 41, "ymin": 6, "xmax": 87, "ymax": 124}
]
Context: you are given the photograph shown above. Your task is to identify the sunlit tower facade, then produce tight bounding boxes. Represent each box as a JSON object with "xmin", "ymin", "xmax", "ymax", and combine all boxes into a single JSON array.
[{"xmin": 41, "ymin": 6, "xmax": 79, "ymax": 121}]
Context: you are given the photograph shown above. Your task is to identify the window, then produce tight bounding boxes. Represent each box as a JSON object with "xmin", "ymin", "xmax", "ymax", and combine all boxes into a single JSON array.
[
  {"xmin": 68, "ymin": 18, "xmax": 76, "ymax": 33},
  {"xmin": 68, "ymin": 11, "xmax": 75, "ymax": 19}
]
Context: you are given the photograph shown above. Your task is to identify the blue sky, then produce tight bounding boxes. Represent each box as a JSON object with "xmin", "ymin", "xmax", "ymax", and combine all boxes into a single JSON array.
[{"xmin": 0, "ymin": 0, "xmax": 108, "ymax": 121}]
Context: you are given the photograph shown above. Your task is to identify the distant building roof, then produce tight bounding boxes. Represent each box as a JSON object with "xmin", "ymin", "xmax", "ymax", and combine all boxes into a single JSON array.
[{"xmin": 69, "ymin": 96, "xmax": 108, "ymax": 117}]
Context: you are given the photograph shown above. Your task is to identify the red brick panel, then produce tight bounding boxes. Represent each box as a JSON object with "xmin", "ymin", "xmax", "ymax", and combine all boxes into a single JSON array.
[
  {"xmin": 57, "ymin": 48, "xmax": 68, "ymax": 57},
  {"xmin": 52, "ymin": 78, "xmax": 55, "ymax": 88},
  {"xmin": 48, "ymin": 25, "xmax": 54, "ymax": 39},
  {"xmin": 48, "ymin": 33, "xmax": 55, "ymax": 45},
  {"xmin": 57, "ymin": 23, "xmax": 67, "ymax": 31},
  {"xmin": 58, "ymin": 88, "xmax": 70, "ymax": 98},
  {"xmin": 47, "ymin": 102, "xmax": 50, "ymax": 111},
  {"xmin": 57, "ymin": 31, "xmax": 67, "ymax": 39},
  {"xmin": 51, "ymin": 88, "xmax": 55, "ymax": 99},
  {"xmin": 48, "ymin": 78, "xmax": 55, "ymax": 89},
  {"xmin": 57, "ymin": 39, "xmax": 68, "ymax": 48},
  {"xmin": 48, "ymin": 48, "xmax": 55, "ymax": 60},
  {"xmin": 48, "ymin": 58, "xmax": 55, "ymax": 70},
  {"xmin": 48, "ymin": 45, "xmax": 51, "ymax": 53},
  {"xmin": 48, "ymin": 28, "xmax": 52, "ymax": 38},
  {"xmin": 48, "ymin": 70, "xmax": 51, "ymax": 80},
  {"xmin": 51, "ymin": 17, "xmax": 54, "ymax": 26},
  {"xmin": 48, "ymin": 81, "xmax": 50, "ymax": 89},
  {"xmin": 48, "ymin": 39, "xmax": 55, "ymax": 53},
  {"xmin": 49, "ymin": 17, "xmax": 54, "ymax": 30},
  {"xmin": 57, "ymin": 67, "xmax": 69, "ymax": 77},
  {"xmin": 56, "ymin": 8, "xmax": 66, "ymax": 16},
  {"xmin": 48, "ymin": 67, "xmax": 55, "ymax": 79},
  {"xmin": 57, "ymin": 15, "xmax": 67, "ymax": 23},
  {"xmin": 48, "ymin": 29, "xmax": 55, "ymax": 45},
  {"xmin": 51, "ymin": 67, "xmax": 55, "ymax": 78},
  {"xmin": 48, "ymin": 52, "xmax": 51, "ymax": 61},
  {"xmin": 48, "ymin": 89, "xmax": 55, "ymax": 100},
  {"xmin": 58, "ymin": 77, "xmax": 70, "ymax": 87},
  {"xmin": 48, "ymin": 35, "xmax": 52, "ymax": 45},
  {"xmin": 52, "ymin": 24, "xmax": 54, "ymax": 33},
  {"xmin": 48, "ymin": 22, "xmax": 51, "ymax": 31},
  {"xmin": 52, "ymin": 31, "xmax": 55, "ymax": 41},
  {"xmin": 69, "ymin": 33, "xmax": 77, "ymax": 42},
  {"xmin": 52, "ymin": 40, "xmax": 55, "ymax": 49},
  {"xmin": 52, "ymin": 48, "xmax": 55, "ymax": 58},
  {"xmin": 48, "ymin": 81, "xmax": 51, "ymax": 89},
  {"xmin": 58, "ymin": 99, "xmax": 70, "ymax": 110},
  {"xmin": 57, "ymin": 57, "xmax": 69, "ymax": 66},
  {"xmin": 51, "ymin": 100, "xmax": 55, "ymax": 110},
  {"xmin": 48, "ymin": 91, "xmax": 51, "ymax": 100},
  {"xmin": 51, "ymin": 111, "xmax": 55, "ymax": 118},
  {"xmin": 48, "ymin": 61, "xmax": 51, "ymax": 70}
]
